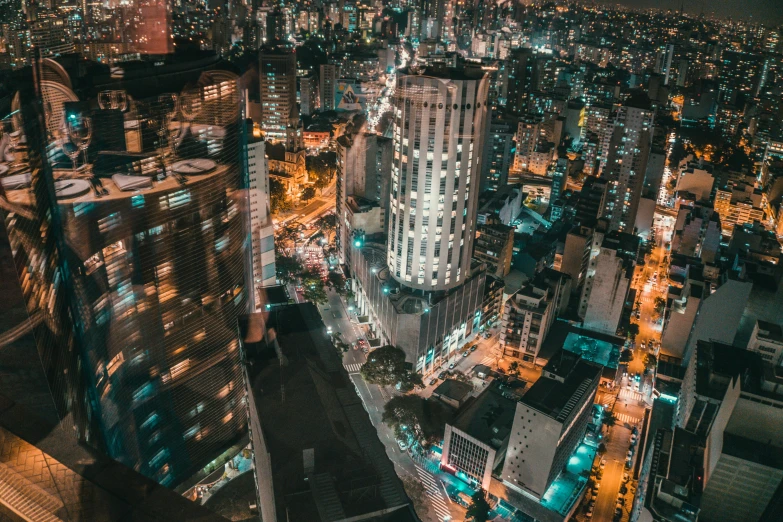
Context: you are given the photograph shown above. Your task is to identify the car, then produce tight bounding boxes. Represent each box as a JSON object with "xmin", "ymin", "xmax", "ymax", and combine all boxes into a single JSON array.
[
  {"xmin": 463, "ymin": 351, "xmax": 469, "ymax": 357},
  {"xmin": 448, "ymin": 363, "xmax": 455, "ymax": 369},
  {"xmin": 483, "ymin": 332, "xmax": 491, "ymax": 339},
  {"xmin": 585, "ymin": 511, "xmax": 593, "ymax": 518},
  {"xmin": 396, "ymin": 439, "xmax": 408, "ymax": 451},
  {"xmin": 438, "ymin": 371, "xmax": 447, "ymax": 379},
  {"xmin": 326, "ymin": 326, "xmax": 333, "ymax": 334},
  {"xmin": 600, "ymin": 458, "xmax": 606, "ymax": 469},
  {"xmin": 627, "ymin": 450, "xmax": 633, "ymax": 459},
  {"xmin": 429, "ymin": 378, "xmax": 438, "ymax": 386},
  {"xmin": 470, "ymin": 344, "xmax": 478, "ymax": 351}
]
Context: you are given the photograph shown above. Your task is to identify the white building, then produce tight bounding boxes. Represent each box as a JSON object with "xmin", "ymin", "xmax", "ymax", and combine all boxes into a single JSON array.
[
  {"xmin": 388, "ymin": 65, "xmax": 489, "ymax": 291},
  {"xmin": 247, "ymin": 138, "xmax": 277, "ymax": 306},
  {"xmin": 502, "ymin": 356, "xmax": 601, "ymax": 498},
  {"xmin": 578, "ymin": 245, "xmax": 631, "ymax": 336},
  {"xmin": 319, "ymin": 64, "xmax": 339, "ymax": 112},
  {"xmin": 601, "ymin": 98, "xmax": 654, "ymax": 232}
]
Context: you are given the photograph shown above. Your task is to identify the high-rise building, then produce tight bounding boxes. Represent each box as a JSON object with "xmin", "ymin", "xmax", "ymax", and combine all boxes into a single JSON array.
[
  {"xmin": 299, "ymin": 73, "xmax": 318, "ymax": 116},
  {"xmin": 259, "ymin": 44, "xmax": 297, "ymax": 141},
  {"xmin": 1, "ymin": 65, "xmax": 250, "ymax": 489},
  {"xmin": 388, "ymin": 64, "xmax": 489, "ymax": 291},
  {"xmin": 578, "ymin": 229, "xmax": 639, "ymax": 335},
  {"xmin": 506, "ymin": 48, "xmax": 534, "ymax": 114},
  {"xmin": 247, "ymin": 135, "xmax": 277, "ymax": 298},
  {"xmin": 480, "ymin": 112, "xmax": 516, "ymax": 192},
  {"xmin": 319, "ymin": 63, "xmax": 339, "ymax": 112},
  {"xmin": 601, "ymin": 94, "xmax": 654, "ymax": 233},
  {"xmin": 336, "ymin": 130, "xmax": 392, "ymax": 266}
]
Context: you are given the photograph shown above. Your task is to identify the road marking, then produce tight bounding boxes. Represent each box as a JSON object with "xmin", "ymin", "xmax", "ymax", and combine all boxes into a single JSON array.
[
  {"xmin": 616, "ymin": 413, "xmax": 641, "ymax": 425},
  {"xmin": 619, "ymin": 389, "xmax": 644, "ymax": 402},
  {"xmin": 344, "ymin": 363, "xmax": 363, "ymax": 373},
  {"xmin": 414, "ymin": 466, "xmax": 451, "ymax": 519},
  {"xmin": 480, "ymin": 356, "xmax": 494, "ymax": 366}
]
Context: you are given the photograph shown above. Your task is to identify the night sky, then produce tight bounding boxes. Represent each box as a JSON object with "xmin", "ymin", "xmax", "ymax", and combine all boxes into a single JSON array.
[{"xmin": 596, "ymin": 0, "xmax": 783, "ymax": 26}]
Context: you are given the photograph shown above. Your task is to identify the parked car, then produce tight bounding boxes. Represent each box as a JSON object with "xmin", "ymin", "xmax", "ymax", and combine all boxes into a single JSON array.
[
  {"xmin": 462, "ymin": 351, "xmax": 469, "ymax": 357},
  {"xmin": 448, "ymin": 363, "xmax": 455, "ymax": 369},
  {"xmin": 429, "ymin": 378, "xmax": 438, "ymax": 386},
  {"xmin": 600, "ymin": 458, "xmax": 606, "ymax": 469},
  {"xmin": 470, "ymin": 344, "xmax": 478, "ymax": 351},
  {"xmin": 438, "ymin": 371, "xmax": 447, "ymax": 379}
]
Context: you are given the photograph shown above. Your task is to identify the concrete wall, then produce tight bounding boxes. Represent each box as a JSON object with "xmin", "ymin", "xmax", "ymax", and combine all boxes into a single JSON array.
[
  {"xmin": 683, "ymin": 279, "xmax": 752, "ymax": 365},
  {"xmin": 502, "ymin": 403, "xmax": 561, "ymax": 498}
]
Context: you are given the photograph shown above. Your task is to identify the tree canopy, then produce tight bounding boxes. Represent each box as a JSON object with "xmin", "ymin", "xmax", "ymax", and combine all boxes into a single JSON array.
[
  {"xmin": 300, "ymin": 267, "xmax": 328, "ymax": 305},
  {"xmin": 620, "ymin": 349, "xmax": 633, "ymax": 363},
  {"xmin": 465, "ymin": 489, "xmax": 491, "ymax": 522},
  {"xmin": 269, "ymin": 178, "xmax": 292, "ymax": 213},
  {"xmin": 381, "ymin": 394, "xmax": 451, "ymax": 445},
  {"xmin": 275, "ymin": 252, "xmax": 303, "ymax": 285},
  {"xmin": 360, "ymin": 346, "xmax": 409, "ymax": 386},
  {"xmin": 301, "ymin": 186, "xmax": 316, "ymax": 202}
]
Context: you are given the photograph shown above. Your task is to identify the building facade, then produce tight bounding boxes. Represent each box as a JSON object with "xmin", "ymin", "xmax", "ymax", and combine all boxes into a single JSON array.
[
  {"xmin": 247, "ymin": 137, "xmax": 277, "ymax": 297},
  {"xmin": 601, "ymin": 98, "xmax": 654, "ymax": 232},
  {"xmin": 388, "ymin": 65, "xmax": 489, "ymax": 291},
  {"xmin": 259, "ymin": 44, "xmax": 297, "ymax": 141}
]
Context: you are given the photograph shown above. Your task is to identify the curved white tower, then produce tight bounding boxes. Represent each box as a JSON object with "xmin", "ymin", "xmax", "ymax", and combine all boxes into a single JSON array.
[{"xmin": 387, "ymin": 66, "xmax": 489, "ymax": 291}]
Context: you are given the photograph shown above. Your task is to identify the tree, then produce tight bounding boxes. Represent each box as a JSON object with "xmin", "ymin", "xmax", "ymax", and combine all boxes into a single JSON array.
[
  {"xmin": 301, "ymin": 186, "xmax": 316, "ymax": 202},
  {"xmin": 620, "ymin": 349, "xmax": 633, "ymax": 363},
  {"xmin": 361, "ymin": 346, "xmax": 408, "ymax": 386},
  {"xmin": 598, "ymin": 443, "xmax": 608, "ymax": 456},
  {"xmin": 627, "ymin": 323, "xmax": 639, "ymax": 341},
  {"xmin": 300, "ymin": 267, "xmax": 328, "ymax": 305},
  {"xmin": 326, "ymin": 270, "xmax": 348, "ymax": 295},
  {"xmin": 654, "ymin": 297, "xmax": 666, "ymax": 315},
  {"xmin": 269, "ymin": 178, "xmax": 292, "ymax": 213},
  {"xmin": 602, "ymin": 411, "xmax": 617, "ymax": 428},
  {"xmin": 275, "ymin": 252, "xmax": 303, "ymax": 285},
  {"xmin": 644, "ymin": 353, "xmax": 657, "ymax": 371},
  {"xmin": 465, "ymin": 489, "xmax": 491, "ymax": 522},
  {"xmin": 401, "ymin": 477, "xmax": 429, "ymax": 518},
  {"xmin": 382, "ymin": 394, "xmax": 424, "ymax": 443},
  {"xmin": 509, "ymin": 361, "xmax": 520, "ymax": 375},
  {"xmin": 314, "ymin": 213, "xmax": 337, "ymax": 238}
]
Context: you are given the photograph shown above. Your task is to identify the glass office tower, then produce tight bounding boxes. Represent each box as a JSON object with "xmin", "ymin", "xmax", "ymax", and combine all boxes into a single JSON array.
[{"xmin": 0, "ymin": 60, "xmax": 249, "ymax": 488}]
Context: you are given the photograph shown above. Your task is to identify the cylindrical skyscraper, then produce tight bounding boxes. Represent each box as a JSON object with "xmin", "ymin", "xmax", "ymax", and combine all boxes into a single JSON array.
[{"xmin": 387, "ymin": 66, "xmax": 489, "ymax": 291}]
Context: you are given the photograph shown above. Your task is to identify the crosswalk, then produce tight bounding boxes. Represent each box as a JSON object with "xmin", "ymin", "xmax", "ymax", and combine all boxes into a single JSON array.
[
  {"xmin": 344, "ymin": 363, "xmax": 363, "ymax": 373},
  {"xmin": 619, "ymin": 388, "xmax": 645, "ymax": 402},
  {"xmin": 415, "ymin": 465, "xmax": 451, "ymax": 521},
  {"xmin": 479, "ymin": 356, "xmax": 494, "ymax": 366},
  {"xmin": 615, "ymin": 412, "xmax": 641, "ymax": 425}
]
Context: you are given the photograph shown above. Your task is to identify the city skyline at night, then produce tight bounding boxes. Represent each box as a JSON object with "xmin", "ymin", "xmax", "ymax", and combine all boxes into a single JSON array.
[{"xmin": 1, "ymin": 1, "xmax": 783, "ymax": 521}]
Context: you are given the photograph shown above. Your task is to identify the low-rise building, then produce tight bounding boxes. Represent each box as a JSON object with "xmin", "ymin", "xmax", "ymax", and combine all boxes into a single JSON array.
[
  {"xmin": 502, "ymin": 354, "xmax": 602, "ymax": 498},
  {"xmin": 499, "ymin": 273, "xmax": 569, "ymax": 363},
  {"xmin": 714, "ymin": 181, "xmax": 767, "ymax": 235},
  {"xmin": 747, "ymin": 320, "xmax": 783, "ymax": 366},
  {"xmin": 441, "ymin": 381, "xmax": 517, "ymax": 491}
]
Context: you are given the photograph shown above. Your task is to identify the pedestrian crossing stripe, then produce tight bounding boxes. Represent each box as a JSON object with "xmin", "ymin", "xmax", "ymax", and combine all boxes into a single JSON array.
[
  {"xmin": 616, "ymin": 413, "xmax": 641, "ymax": 425},
  {"xmin": 344, "ymin": 363, "xmax": 363, "ymax": 373},
  {"xmin": 415, "ymin": 466, "xmax": 450, "ymax": 518},
  {"xmin": 480, "ymin": 356, "xmax": 494, "ymax": 366}
]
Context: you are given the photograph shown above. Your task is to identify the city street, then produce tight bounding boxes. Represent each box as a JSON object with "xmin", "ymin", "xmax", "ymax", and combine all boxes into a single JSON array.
[{"xmin": 628, "ymin": 211, "xmax": 675, "ymax": 375}]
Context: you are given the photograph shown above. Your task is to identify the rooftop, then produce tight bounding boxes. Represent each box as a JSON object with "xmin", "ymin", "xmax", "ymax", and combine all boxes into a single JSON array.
[
  {"xmin": 522, "ymin": 358, "xmax": 602, "ymax": 422},
  {"xmin": 451, "ymin": 381, "xmax": 516, "ymax": 449},
  {"xmin": 433, "ymin": 379, "xmax": 474, "ymax": 404},
  {"xmin": 236, "ymin": 305, "xmax": 417, "ymax": 522},
  {"xmin": 722, "ymin": 432, "xmax": 783, "ymax": 470}
]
